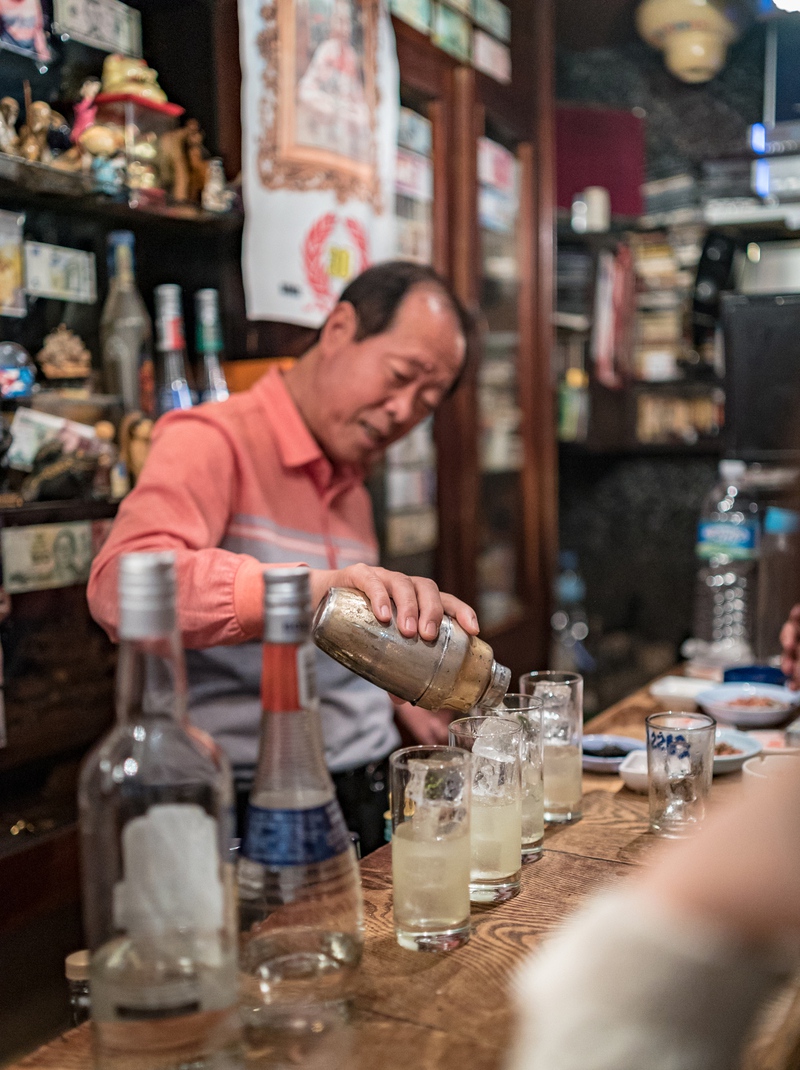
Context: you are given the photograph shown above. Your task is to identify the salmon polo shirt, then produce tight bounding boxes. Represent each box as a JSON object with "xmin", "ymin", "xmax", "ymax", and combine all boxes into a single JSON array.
[{"xmin": 88, "ymin": 369, "xmax": 400, "ymax": 776}]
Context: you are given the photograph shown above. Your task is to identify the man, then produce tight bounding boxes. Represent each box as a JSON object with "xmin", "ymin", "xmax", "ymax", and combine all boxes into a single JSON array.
[{"xmin": 88, "ymin": 262, "xmax": 477, "ymax": 854}]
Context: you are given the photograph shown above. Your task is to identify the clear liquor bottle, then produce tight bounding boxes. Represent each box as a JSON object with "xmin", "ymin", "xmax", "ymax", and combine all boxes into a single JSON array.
[
  {"xmin": 195, "ymin": 289, "xmax": 229, "ymax": 404},
  {"xmin": 78, "ymin": 552, "xmax": 242, "ymax": 1070},
  {"xmin": 237, "ymin": 569, "xmax": 364, "ymax": 1029},
  {"xmin": 100, "ymin": 231, "xmax": 153, "ymax": 413},
  {"xmin": 154, "ymin": 284, "xmax": 194, "ymax": 416}
]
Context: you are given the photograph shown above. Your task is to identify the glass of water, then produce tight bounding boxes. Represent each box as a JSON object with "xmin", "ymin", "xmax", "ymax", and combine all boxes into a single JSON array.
[
  {"xmin": 646, "ymin": 712, "xmax": 716, "ymax": 838},
  {"xmin": 390, "ymin": 746, "xmax": 472, "ymax": 952},
  {"xmin": 448, "ymin": 716, "xmax": 522, "ymax": 904},
  {"xmin": 520, "ymin": 671, "xmax": 583, "ymax": 824},
  {"xmin": 498, "ymin": 694, "xmax": 544, "ymax": 862}
]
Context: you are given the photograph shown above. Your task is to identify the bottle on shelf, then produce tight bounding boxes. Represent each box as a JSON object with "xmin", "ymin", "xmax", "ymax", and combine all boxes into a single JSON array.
[
  {"xmin": 65, "ymin": 950, "xmax": 91, "ymax": 1028},
  {"xmin": 154, "ymin": 284, "xmax": 195, "ymax": 416},
  {"xmin": 237, "ymin": 569, "xmax": 363, "ymax": 1030},
  {"xmin": 100, "ymin": 231, "xmax": 153, "ymax": 413},
  {"xmin": 78, "ymin": 552, "xmax": 241, "ymax": 1070},
  {"xmin": 195, "ymin": 289, "xmax": 229, "ymax": 404},
  {"xmin": 550, "ymin": 551, "xmax": 594, "ymax": 674},
  {"xmin": 691, "ymin": 459, "xmax": 760, "ymax": 666},
  {"xmin": 755, "ymin": 506, "xmax": 800, "ymax": 664}
]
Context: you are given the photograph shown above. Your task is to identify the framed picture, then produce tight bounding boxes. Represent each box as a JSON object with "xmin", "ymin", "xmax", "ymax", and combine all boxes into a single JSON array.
[
  {"xmin": 390, "ymin": 0, "xmax": 431, "ymax": 35},
  {"xmin": 258, "ymin": 0, "xmax": 382, "ymax": 206},
  {"xmin": 432, "ymin": 3, "xmax": 471, "ymax": 62},
  {"xmin": 0, "ymin": 209, "xmax": 25, "ymax": 318},
  {"xmin": 0, "ymin": 0, "xmax": 52, "ymax": 62}
]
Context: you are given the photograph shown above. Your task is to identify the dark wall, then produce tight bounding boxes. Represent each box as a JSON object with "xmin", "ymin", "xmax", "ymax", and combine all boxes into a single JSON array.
[{"xmin": 556, "ymin": 26, "xmax": 766, "ymax": 179}]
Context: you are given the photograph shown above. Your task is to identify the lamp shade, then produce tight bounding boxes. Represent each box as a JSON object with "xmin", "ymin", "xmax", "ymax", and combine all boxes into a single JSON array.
[{"xmin": 636, "ymin": 0, "xmax": 743, "ymax": 83}]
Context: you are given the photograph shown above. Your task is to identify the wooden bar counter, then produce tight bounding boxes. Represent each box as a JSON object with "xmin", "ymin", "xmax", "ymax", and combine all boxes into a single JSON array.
[{"xmin": 10, "ymin": 680, "xmax": 800, "ymax": 1070}]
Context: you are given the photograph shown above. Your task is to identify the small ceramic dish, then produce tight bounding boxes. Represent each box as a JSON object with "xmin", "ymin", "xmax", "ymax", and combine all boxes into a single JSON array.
[
  {"xmin": 742, "ymin": 752, "xmax": 800, "ymax": 779},
  {"xmin": 713, "ymin": 727, "xmax": 762, "ymax": 774},
  {"xmin": 619, "ymin": 749, "xmax": 648, "ymax": 793},
  {"xmin": 696, "ymin": 683, "xmax": 800, "ymax": 728},
  {"xmin": 648, "ymin": 675, "xmax": 711, "ymax": 712},
  {"xmin": 582, "ymin": 734, "xmax": 645, "ymax": 774}
]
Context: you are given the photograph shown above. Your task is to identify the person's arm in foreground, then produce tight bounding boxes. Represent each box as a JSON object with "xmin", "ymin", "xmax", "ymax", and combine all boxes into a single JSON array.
[
  {"xmin": 507, "ymin": 765, "xmax": 800, "ymax": 1070},
  {"xmin": 88, "ymin": 414, "xmax": 478, "ymax": 648}
]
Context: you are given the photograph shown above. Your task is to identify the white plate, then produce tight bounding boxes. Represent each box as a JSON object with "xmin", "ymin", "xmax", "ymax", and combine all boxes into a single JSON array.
[
  {"xmin": 619, "ymin": 749, "xmax": 648, "ymax": 793},
  {"xmin": 713, "ymin": 728, "xmax": 762, "ymax": 774},
  {"xmin": 648, "ymin": 675, "xmax": 711, "ymax": 711},
  {"xmin": 696, "ymin": 683, "xmax": 800, "ymax": 728}
]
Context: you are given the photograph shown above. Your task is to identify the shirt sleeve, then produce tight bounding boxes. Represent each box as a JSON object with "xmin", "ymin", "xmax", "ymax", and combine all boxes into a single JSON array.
[{"xmin": 87, "ymin": 412, "xmax": 304, "ymax": 649}]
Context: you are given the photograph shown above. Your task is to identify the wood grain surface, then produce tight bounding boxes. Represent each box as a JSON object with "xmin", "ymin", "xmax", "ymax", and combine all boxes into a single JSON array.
[{"xmin": 9, "ymin": 678, "xmax": 800, "ymax": 1070}]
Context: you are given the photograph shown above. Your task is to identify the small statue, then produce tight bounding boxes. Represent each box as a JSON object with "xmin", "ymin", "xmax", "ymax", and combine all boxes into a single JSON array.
[
  {"xmin": 20, "ymin": 440, "xmax": 96, "ymax": 502},
  {"xmin": 77, "ymin": 122, "xmax": 125, "ymax": 194},
  {"xmin": 119, "ymin": 412, "xmax": 153, "ymax": 484},
  {"xmin": 0, "ymin": 96, "xmax": 20, "ymax": 155},
  {"xmin": 160, "ymin": 119, "xmax": 207, "ymax": 203},
  {"xmin": 92, "ymin": 420, "xmax": 128, "ymax": 500},
  {"xmin": 36, "ymin": 324, "xmax": 92, "ymax": 381},
  {"xmin": 18, "ymin": 99, "xmax": 53, "ymax": 163},
  {"xmin": 101, "ymin": 54, "xmax": 167, "ymax": 103},
  {"xmin": 202, "ymin": 158, "xmax": 234, "ymax": 213},
  {"xmin": 71, "ymin": 77, "xmax": 101, "ymax": 145}
]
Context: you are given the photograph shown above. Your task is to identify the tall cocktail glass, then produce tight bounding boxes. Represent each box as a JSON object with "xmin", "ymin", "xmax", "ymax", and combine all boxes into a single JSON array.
[
  {"xmin": 646, "ymin": 712, "xmax": 715, "ymax": 838},
  {"xmin": 389, "ymin": 746, "xmax": 472, "ymax": 951},
  {"xmin": 448, "ymin": 716, "xmax": 522, "ymax": 903},
  {"xmin": 520, "ymin": 671, "xmax": 583, "ymax": 823},
  {"xmin": 498, "ymin": 694, "xmax": 544, "ymax": 861}
]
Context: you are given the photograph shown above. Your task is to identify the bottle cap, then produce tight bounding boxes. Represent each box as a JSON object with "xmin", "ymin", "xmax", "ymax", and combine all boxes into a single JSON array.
[
  {"xmin": 195, "ymin": 289, "xmax": 222, "ymax": 353},
  {"xmin": 263, "ymin": 568, "xmax": 312, "ymax": 644},
  {"xmin": 119, "ymin": 551, "xmax": 176, "ymax": 639},
  {"xmin": 65, "ymin": 949, "xmax": 90, "ymax": 982},
  {"xmin": 764, "ymin": 506, "xmax": 800, "ymax": 535},
  {"xmin": 107, "ymin": 230, "xmax": 135, "ymax": 277},
  {"xmin": 154, "ymin": 283, "xmax": 182, "ymax": 317}
]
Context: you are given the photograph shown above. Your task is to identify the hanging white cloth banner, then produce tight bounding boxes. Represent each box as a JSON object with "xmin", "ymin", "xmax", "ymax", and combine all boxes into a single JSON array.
[{"xmin": 239, "ymin": 0, "xmax": 399, "ymax": 327}]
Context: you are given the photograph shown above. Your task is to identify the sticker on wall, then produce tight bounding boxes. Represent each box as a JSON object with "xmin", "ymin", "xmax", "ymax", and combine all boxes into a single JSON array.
[
  {"xmin": 0, "ymin": 0, "xmax": 51, "ymax": 63},
  {"xmin": 432, "ymin": 2, "xmax": 471, "ymax": 61},
  {"xmin": 0, "ymin": 210, "xmax": 26, "ymax": 318},
  {"xmin": 24, "ymin": 241, "xmax": 96, "ymax": 303},
  {"xmin": 473, "ymin": 30, "xmax": 511, "ymax": 84},
  {"xmin": 390, "ymin": 0, "xmax": 432, "ymax": 34},
  {"xmin": 472, "ymin": 0, "xmax": 510, "ymax": 42},
  {"xmin": 52, "ymin": 0, "xmax": 141, "ymax": 55}
]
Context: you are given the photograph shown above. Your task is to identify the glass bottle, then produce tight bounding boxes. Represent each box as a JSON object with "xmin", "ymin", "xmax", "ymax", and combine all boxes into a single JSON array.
[
  {"xmin": 312, "ymin": 587, "xmax": 511, "ymax": 712},
  {"xmin": 65, "ymin": 950, "xmax": 91, "ymax": 1027},
  {"xmin": 100, "ymin": 232, "xmax": 153, "ymax": 413},
  {"xmin": 78, "ymin": 551, "xmax": 242, "ymax": 1070},
  {"xmin": 154, "ymin": 284, "xmax": 194, "ymax": 416},
  {"xmin": 237, "ymin": 569, "xmax": 364, "ymax": 1031},
  {"xmin": 195, "ymin": 289, "xmax": 229, "ymax": 404}
]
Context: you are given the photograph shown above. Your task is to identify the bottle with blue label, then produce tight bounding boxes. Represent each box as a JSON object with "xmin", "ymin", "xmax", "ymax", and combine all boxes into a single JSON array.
[
  {"xmin": 237, "ymin": 569, "xmax": 363, "ymax": 1024},
  {"xmin": 692, "ymin": 459, "xmax": 760, "ymax": 661}
]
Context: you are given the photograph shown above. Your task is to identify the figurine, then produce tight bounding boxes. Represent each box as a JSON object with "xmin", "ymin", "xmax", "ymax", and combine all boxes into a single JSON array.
[
  {"xmin": 18, "ymin": 99, "xmax": 53, "ymax": 162},
  {"xmin": 119, "ymin": 412, "xmax": 152, "ymax": 484},
  {"xmin": 202, "ymin": 158, "xmax": 234, "ymax": 213},
  {"xmin": 101, "ymin": 53, "xmax": 167, "ymax": 103},
  {"xmin": 36, "ymin": 324, "xmax": 91, "ymax": 380},
  {"xmin": 91, "ymin": 420, "xmax": 128, "ymax": 500},
  {"xmin": 160, "ymin": 119, "xmax": 207, "ymax": 203},
  {"xmin": 0, "ymin": 0, "xmax": 51, "ymax": 62},
  {"xmin": 20, "ymin": 440, "xmax": 96, "ymax": 502},
  {"xmin": 70, "ymin": 77, "xmax": 100, "ymax": 145},
  {"xmin": 0, "ymin": 96, "xmax": 19, "ymax": 154}
]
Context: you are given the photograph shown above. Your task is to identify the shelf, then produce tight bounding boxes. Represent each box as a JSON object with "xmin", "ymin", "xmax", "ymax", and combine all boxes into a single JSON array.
[
  {"xmin": 558, "ymin": 440, "xmax": 723, "ymax": 458},
  {"xmin": 0, "ymin": 166, "xmax": 243, "ymax": 233}
]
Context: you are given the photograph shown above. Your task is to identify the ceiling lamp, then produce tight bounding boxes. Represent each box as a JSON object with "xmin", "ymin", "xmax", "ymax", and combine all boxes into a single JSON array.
[{"xmin": 636, "ymin": 0, "xmax": 743, "ymax": 83}]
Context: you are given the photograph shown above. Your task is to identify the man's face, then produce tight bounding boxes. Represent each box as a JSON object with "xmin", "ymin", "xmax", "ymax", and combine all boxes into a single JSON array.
[{"xmin": 310, "ymin": 286, "xmax": 465, "ymax": 467}]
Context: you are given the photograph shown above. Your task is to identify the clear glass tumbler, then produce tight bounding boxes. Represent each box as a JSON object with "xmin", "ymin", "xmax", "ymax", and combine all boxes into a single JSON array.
[
  {"xmin": 520, "ymin": 670, "xmax": 583, "ymax": 824},
  {"xmin": 448, "ymin": 716, "xmax": 522, "ymax": 903},
  {"xmin": 646, "ymin": 712, "xmax": 716, "ymax": 838},
  {"xmin": 390, "ymin": 746, "xmax": 472, "ymax": 951},
  {"xmin": 498, "ymin": 694, "xmax": 544, "ymax": 862}
]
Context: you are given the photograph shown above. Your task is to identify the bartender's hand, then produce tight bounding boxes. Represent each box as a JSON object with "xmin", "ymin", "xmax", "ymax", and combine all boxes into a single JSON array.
[
  {"xmin": 780, "ymin": 603, "xmax": 800, "ymax": 689},
  {"xmin": 309, "ymin": 564, "xmax": 479, "ymax": 640},
  {"xmin": 393, "ymin": 701, "xmax": 452, "ymax": 746}
]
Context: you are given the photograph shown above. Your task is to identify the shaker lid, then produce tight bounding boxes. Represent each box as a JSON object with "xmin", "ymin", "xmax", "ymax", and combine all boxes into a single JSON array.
[{"xmin": 479, "ymin": 660, "xmax": 512, "ymax": 709}]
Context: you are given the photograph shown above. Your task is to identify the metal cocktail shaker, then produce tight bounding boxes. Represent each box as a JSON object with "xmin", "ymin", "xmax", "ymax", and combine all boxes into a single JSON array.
[{"xmin": 312, "ymin": 587, "xmax": 511, "ymax": 712}]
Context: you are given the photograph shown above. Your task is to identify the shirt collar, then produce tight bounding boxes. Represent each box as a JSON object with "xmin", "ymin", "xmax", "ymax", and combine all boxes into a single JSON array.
[{"xmin": 254, "ymin": 368, "xmax": 362, "ymax": 494}]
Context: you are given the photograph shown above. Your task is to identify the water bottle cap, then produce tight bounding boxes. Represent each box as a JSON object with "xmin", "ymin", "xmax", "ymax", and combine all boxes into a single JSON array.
[
  {"xmin": 764, "ymin": 506, "xmax": 800, "ymax": 535},
  {"xmin": 263, "ymin": 568, "xmax": 312, "ymax": 643},
  {"xmin": 719, "ymin": 459, "xmax": 746, "ymax": 481},
  {"xmin": 119, "ymin": 551, "xmax": 176, "ymax": 639}
]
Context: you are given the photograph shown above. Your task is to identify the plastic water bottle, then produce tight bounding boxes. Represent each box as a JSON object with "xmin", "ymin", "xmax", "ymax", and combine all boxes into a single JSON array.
[
  {"xmin": 755, "ymin": 506, "xmax": 800, "ymax": 663},
  {"xmin": 692, "ymin": 460, "xmax": 760, "ymax": 662},
  {"xmin": 550, "ymin": 552, "xmax": 594, "ymax": 674},
  {"xmin": 237, "ymin": 569, "xmax": 363, "ymax": 1033}
]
